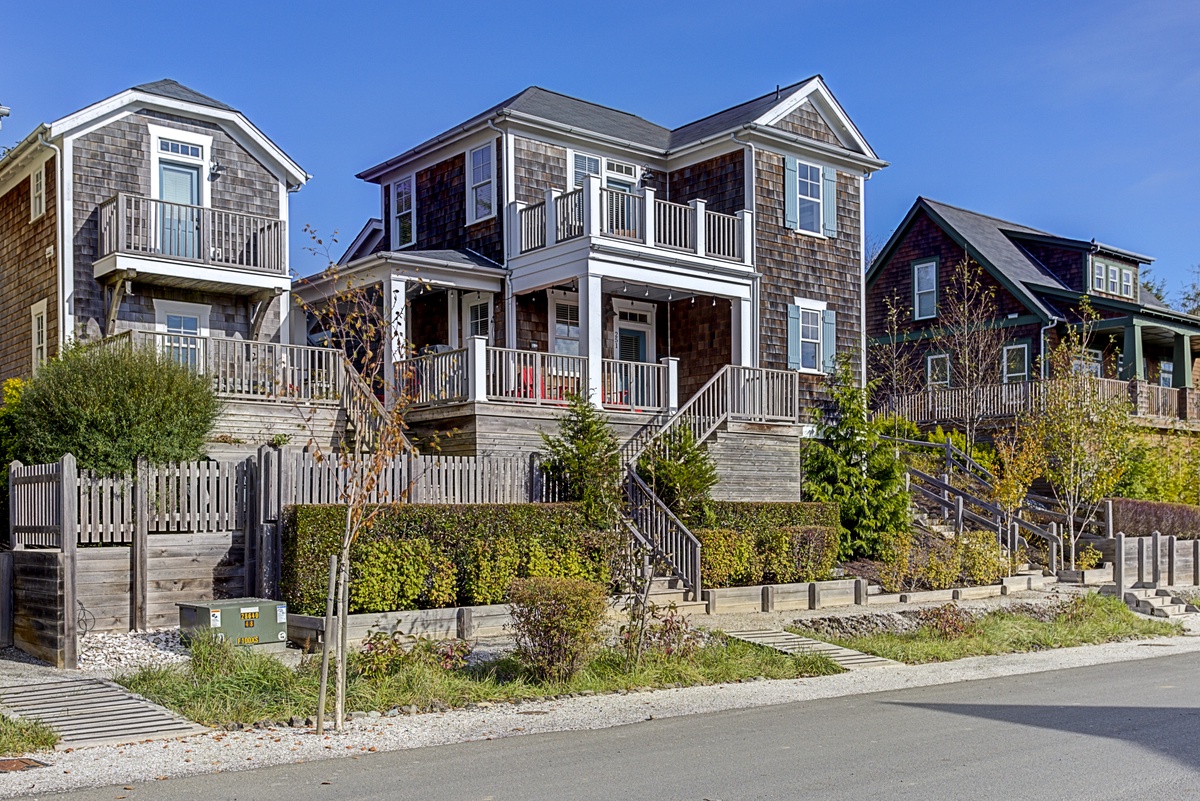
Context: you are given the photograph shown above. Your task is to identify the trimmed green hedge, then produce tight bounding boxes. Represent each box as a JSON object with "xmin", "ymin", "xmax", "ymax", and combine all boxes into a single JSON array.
[
  {"xmin": 281, "ymin": 504, "xmax": 619, "ymax": 615},
  {"xmin": 696, "ymin": 502, "xmax": 841, "ymax": 588},
  {"xmin": 708, "ymin": 501, "xmax": 839, "ymax": 532}
]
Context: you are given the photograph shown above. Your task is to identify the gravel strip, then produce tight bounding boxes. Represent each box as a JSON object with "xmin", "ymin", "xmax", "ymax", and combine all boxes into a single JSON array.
[{"xmin": 2, "ymin": 611, "xmax": 1197, "ymax": 798}]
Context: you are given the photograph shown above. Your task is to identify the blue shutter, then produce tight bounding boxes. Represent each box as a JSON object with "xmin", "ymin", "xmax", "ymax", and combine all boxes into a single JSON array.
[
  {"xmin": 786, "ymin": 304, "xmax": 801, "ymax": 370},
  {"xmin": 821, "ymin": 166, "xmax": 837, "ymax": 238},
  {"xmin": 783, "ymin": 156, "xmax": 798, "ymax": 231},
  {"xmin": 821, "ymin": 309, "xmax": 837, "ymax": 373}
]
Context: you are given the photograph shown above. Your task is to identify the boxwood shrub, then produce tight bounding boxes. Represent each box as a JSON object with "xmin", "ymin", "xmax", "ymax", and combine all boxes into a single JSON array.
[
  {"xmin": 281, "ymin": 503, "xmax": 619, "ymax": 615},
  {"xmin": 695, "ymin": 501, "xmax": 840, "ymax": 589}
]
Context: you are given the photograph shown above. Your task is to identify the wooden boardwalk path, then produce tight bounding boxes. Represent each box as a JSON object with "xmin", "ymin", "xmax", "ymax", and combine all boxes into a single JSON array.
[
  {"xmin": 0, "ymin": 679, "xmax": 207, "ymax": 749},
  {"xmin": 724, "ymin": 629, "xmax": 899, "ymax": 670}
]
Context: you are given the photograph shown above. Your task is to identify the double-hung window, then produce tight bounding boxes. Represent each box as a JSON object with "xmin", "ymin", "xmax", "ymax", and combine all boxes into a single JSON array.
[
  {"xmin": 461, "ymin": 291, "xmax": 492, "ymax": 343},
  {"xmin": 926, "ymin": 353, "xmax": 951, "ymax": 388},
  {"xmin": 30, "ymin": 165, "xmax": 45, "ymax": 221},
  {"xmin": 787, "ymin": 298, "xmax": 835, "ymax": 373},
  {"xmin": 1121, "ymin": 268, "xmax": 1134, "ymax": 299},
  {"xmin": 1107, "ymin": 265, "xmax": 1119, "ymax": 294},
  {"xmin": 573, "ymin": 153, "xmax": 601, "ymax": 187},
  {"xmin": 467, "ymin": 143, "xmax": 494, "ymax": 224},
  {"xmin": 913, "ymin": 260, "xmax": 937, "ymax": 320},
  {"xmin": 1160, "ymin": 360, "xmax": 1175, "ymax": 388},
  {"xmin": 1072, "ymin": 348, "xmax": 1103, "ymax": 378},
  {"xmin": 796, "ymin": 161, "xmax": 821, "ymax": 234},
  {"xmin": 1002, "ymin": 344, "xmax": 1029, "ymax": 384},
  {"xmin": 1093, "ymin": 261, "xmax": 1105, "ymax": 292},
  {"xmin": 30, "ymin": 300, "xmax": 46, "ymax": 370},
  {"xmin": 392, "ymin": 175, "xmax": 415, "ymax": 248},
  {"xmin": 550, "ymin": 291, "xmax": 581, "ymax": 356}
]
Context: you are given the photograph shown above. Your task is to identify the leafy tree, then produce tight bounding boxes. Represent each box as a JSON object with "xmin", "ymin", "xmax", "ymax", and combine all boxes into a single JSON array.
[
  {"xmin": 803, "ymin": 358, "xmax": 910, "ymax": 560},
  {"xmin": 1029, "ymin": 305, "xmax": 1133, "ymax": 567},
  {"xmin": 540, "ymin": 393, "xmax": 623, "ymax": 528},
  {"xmin": 991, "ymin": 422, "xmax": 1043, "ymax": 529},
  {"xmin": 636, "ymin": 426, "xmax": 718, "ymax": 527},
  {"xmin": 12, "ymin": 342, "xmax": 218, "ymax": 474}
]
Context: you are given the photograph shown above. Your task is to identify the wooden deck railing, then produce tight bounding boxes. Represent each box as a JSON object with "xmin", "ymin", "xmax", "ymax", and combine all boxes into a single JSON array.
[
  {"xmin": 398, "ymin": 348, "xmax": 469, "ymax": 405},
  {"xmin": 98, "ymin": 193, "xmax": 286, "ymax": 274},
  {"xmin": 625, "ymin": 468, "xmax": 702, "ymax": 598},
  {"xmin": 512, "ymin": 176, "xmax": 753, "ymax": 266},
  {"xmin": 484, "ymin": 346, "xmax": 587, "ymax": 406},
  {"xmin": 602, "ymin": 359, "xmax": 667, "ymax": 412}
]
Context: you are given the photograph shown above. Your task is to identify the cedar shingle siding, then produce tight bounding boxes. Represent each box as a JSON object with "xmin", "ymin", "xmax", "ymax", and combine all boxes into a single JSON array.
[
  {"xmin": 513, "ymin": 137, "xmax": 567, "ymax": 204},
  {"xmin": 754, "ymin": 150, "xmax": 862, "ymax": 391},
  {"xmin": 71, "ymin": 109, "xmax": 284, "ymax": 341},
  {"xmin": 413, "ymin": 139, "xmax": 504, "ymax": 264},
  {"xmin": 667, "ymin": 152, "xmax": 745, "ymax": 214},
  {"xmin": 0, "ymin": 157, "xmax": 59, "ymax": 380},
  {"xmin": 770, "ymin": 101, "xmax": 840, "ymax": 146}
]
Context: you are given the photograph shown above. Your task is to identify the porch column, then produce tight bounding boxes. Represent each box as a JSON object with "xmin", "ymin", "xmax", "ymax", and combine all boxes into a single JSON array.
[
  {"xmin": 580, "ymin": 273, "xmax": 604, "ymax": 405},
  {"xmin": 731, "ymin": 295, "xmax": 753, "ymax": 366},
  {"xmin": 383, "ymin": 274, "xmax": 408, "ymax": 407},
  {"xmin": 447, "ymin": 290, "xmax": 460, "ymax": 349},
  {"xmin": 661, "ymin": 356, "xmax": 679, "ymax": 412},
  {"xmin": 1173, "ymin": 333, "xmax": 1193, "ymax": 388},
  {"xmin": 467, "ymin": 335, "xmax": 488, "ymax": 402},
  {"xmin": 1123, "ymin": 322, "xmax": 1144, "ymax": 381}
]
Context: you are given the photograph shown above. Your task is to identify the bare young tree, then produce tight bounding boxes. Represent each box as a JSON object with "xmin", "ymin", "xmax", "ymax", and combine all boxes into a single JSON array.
[
  {"xmin": 931, "ymin": 258, "xmax": 1009, "ymax": 453},
  {"xmin": 868, "ymin": 288, "xmax": 922, "ymax": 417}
]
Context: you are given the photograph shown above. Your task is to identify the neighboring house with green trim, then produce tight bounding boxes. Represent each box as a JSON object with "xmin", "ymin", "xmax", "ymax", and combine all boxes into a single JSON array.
[{"xmin": 865, "ymin": 197, "xmax": 1200, "ymax": 426}]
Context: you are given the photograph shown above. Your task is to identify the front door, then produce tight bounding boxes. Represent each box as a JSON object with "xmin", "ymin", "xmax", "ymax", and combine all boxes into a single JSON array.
[
  {"xmin": 616, "ymin": 326, "xmax": 650, "ymax": 406},
  {"xmin": 159, "ymin": 162, "xmax": 202, "ymax": 259}
]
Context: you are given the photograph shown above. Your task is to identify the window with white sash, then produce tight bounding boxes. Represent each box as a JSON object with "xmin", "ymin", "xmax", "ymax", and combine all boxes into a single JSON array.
[
  {"xmin": 392, "ymin": 175, "xmax": 415, "ymax": 249},
  {"xmin": 913, "ymin": 259, "xmax": 937, "ymax": 320},
  {"xmin": 1002, "ymin": 343, "xmax": 1029, "ymax": 383},
  {"xmin": 467, "ymin": 143, "xmax": 494, "ymax": 224},
  {"xmin": 30, "ymin": 164, "xmax": 45, "ymax": 221},
  {"xmin": 926, "ymin": 353, "xmax": 951, "ymax": 388}
]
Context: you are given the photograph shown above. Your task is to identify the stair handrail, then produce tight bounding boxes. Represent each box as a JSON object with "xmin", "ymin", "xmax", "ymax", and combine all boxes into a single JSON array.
[
  {"xmin": 621, "ymin": 364, "xmax": 733, "ymax": 466},
  {"xmin": 882, "ymin": 435, "xmax": 995, "ymax": 487},
  {"xmin": 908, "ymin": 466, "xmax": 1062, "ymax": 550},
  {"xmin": 337, "ymin": 357, "xmax": 413, "ymax": 453},
  {"xmin": 624, "ymin": 467, "xmax": 702, "ymax": 597}
]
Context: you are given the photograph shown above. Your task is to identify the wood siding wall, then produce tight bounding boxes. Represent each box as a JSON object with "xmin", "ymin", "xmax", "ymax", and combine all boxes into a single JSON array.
[
  {"xmin": 396, "ymin": 139, "xmax": 504, "ymax": 264},
  {"xmin": 666, "ymin": 152, "xmax": 745, "ymax": 214},
  {"xmin": 669, "ymin": 296, "xmax": 732, "ymax": 399},
  {"xmin": 513, "ymin": 137, "xmax": 568, "ymax": 204},
  {"xmin": 754, "ymin": 150, "xmax": 861, "ymax": 398},
  {"xmin": 1019, "ymin": 240, "xmax": 1089, "ymax": 293},
  {"xmin": 12, "ymin": 550, "xmax": 68, "ymax": 667},
  {"xmin": 771, "ymin": 101, "xmax": 841, "ymax": 145},
  {"xmin": 0, "ymin": 155, "xmax": 58, "ymax": 381},
  {"xmin": 71, "ymin": 109, "xmax": 284, "ymax": 342}
]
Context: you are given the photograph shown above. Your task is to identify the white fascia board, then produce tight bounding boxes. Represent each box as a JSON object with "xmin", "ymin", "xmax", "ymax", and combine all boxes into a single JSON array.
[
  {"xmin": 294, "ymin": 252, "xmax": 505, "ymax": 301},
  {"xmin": 0, "ymin": 125, "xmax": 52, "ymax": 196},
  {"xmin": 94, "ymin": 253, "xmax": 292, "ymax": 293},
  {"xmin": 740, "ymin": 125, "xmax": 888, "ymax": 173},
  {"xmin": 51, "ymin": 92, "xmax": 309, "ymax": 188},
  {"xmin": 663, "ymin": 138, "xmax": 745, "ymax": 172}
]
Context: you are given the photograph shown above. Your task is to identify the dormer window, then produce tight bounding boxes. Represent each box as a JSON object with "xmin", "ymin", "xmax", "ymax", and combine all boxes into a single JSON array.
[{"xmin": 1121, "ymin": 268, "xmax": 1134, "ymax": 299}]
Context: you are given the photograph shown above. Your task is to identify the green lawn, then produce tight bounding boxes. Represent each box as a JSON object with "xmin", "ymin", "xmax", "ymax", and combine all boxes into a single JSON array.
[
  {"xmin": 117, "ymin": 634, "xmax": 842, "ymax": 727},
  {"xmin": 791, "ymin": 594, "xmax": 1180, "ymax": 665},
  {"xmin": 0, "ymin": 715, "xmax": 57, "ymax": 756}
]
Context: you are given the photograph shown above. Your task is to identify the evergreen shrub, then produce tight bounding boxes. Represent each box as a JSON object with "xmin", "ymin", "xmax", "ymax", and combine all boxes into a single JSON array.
[{"xmin": 280, "ymin": 503, "xmax": 619, "ymax": 615}]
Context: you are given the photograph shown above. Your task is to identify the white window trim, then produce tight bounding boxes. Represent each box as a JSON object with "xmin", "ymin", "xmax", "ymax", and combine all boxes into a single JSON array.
[
  {"xmin": 148, "ymin": 123, "xmax": 213, "ymax": 209},
  {"xmin": 926, "ymin": 352, "xmax": 951, "ymax": 388},
  {"xmin": 792, "ymin": 157, "xmax": 823, "ymax": 238},
  {"xmin": 548, "ymin": 289, "xmax": 580, "ymax": 355},
  {"xmin": 1002, "ymin": 343, "xmax": 1029, "ymax": 383},
  {"xmin": 1160, "ymin": 360, "xmax": 1175, "ymax": 388},
  {"xmin": 30, "ymin": 163, "xmax": 46, "ymax": 222},
  {"xmin": 1092, "ymin": 260, "xmax": 1105, "ymax": 292},
  {"xmin": 152, "ymin": 299, "xmax": 211, "ymax": 337},
  {"xmin": 1121, "ymin": 268, "xmax": 1134, "ymax": 299},
  {"xmin": 913, "ymin": 259, "xmax": 938, "ymax": 320},
  {"xmin": 461, "ymin": 291, "xmax": 494, "ymax": 345},
  {"xmin": 466, "ymin": 142, "xmax": 495, "ymax": 225},
  {"xmin": 30, "ymin": 299, "xmax": 47, "ymax": 370},
  {"xmin": 391, "ymin": 173, "xmax": 416, "ymax": 250},
  {"xmin": 792, "ymin": 296, "xmax": 827, "ymax": 375},
  {"xmin": 612, "ymin": 297, "xmax": 656, "ymax": 362}
]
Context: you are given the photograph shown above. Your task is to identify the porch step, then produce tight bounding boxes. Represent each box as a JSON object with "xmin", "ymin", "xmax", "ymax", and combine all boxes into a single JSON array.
[
  {"xmin": 1103, "ymin": 585, "xmax": 1200, "ymax": 618},
  {"xmin": 724, "ymin": 630, "xmax": 897, "ymax": 670}
]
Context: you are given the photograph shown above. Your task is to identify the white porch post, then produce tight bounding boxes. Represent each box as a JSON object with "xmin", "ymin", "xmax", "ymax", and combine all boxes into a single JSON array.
[
  {"xmin": 467, "ymin": 335, "xmax": 488, "ymax": 402},
  {"xmin": 447, "ymin": 289, "xmax": 460, "ymax": 349},
  {"xmin": 732, "ymin": 295, "xmax": 753, "ymax": 366},
  {"xmin": 544, "ymin": 188, "xmax": 560, "ymax": 247},
  {"xmin": 642, "ymin": 187, "xmax": 656, "ymax": 246},
  {"xmin": 661, "ymin": 356, "xmax": 679, "ymax": 412},
  {"xmin": 383, "ymin": 274, "xmax": 408, "ymax": 407},
  {"xmin": 689, "ymin": 198, "xmax": 707, "ymax": 256},
  {"xmin": 737, "ymin": 209, "xmax": 755, "ymax": 266},
  {"xmin": 506, "ymin": 202, "xmax": 524, "ymax": 260},
  {"xmin": 583, "ymin": 175, "xmax": 602, "ymax": 236},
  {"xmin": 580, "ymin": 273, "xmax": 604, "ymax": 405}
]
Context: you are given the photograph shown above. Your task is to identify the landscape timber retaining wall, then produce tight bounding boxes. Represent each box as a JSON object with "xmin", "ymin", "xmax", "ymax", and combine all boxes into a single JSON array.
[
  {"xmin": 11, "ymin": 550, "xmax": 73, "ymax": 668},
  {"xmin": 704, "ymin": 579, "xmax": 868, "ymax": 615},
  {"xmin": 287, "ymin": 603, "xmax": 513, "ymax": 653},
  {"xmin": 1086, "ymin": 534, "xmax": 1199, "ymax": 588}
]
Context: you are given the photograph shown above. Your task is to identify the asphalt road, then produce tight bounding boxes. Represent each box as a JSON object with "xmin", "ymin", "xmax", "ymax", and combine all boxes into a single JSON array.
[{"xmin": 41, "ymin": 653, "xmax": 1200, "ymax": 801}]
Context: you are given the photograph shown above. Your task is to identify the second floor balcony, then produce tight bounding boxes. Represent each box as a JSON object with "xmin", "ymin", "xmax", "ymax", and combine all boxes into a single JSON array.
[
  {"xmin": 508, "ymin": 176, "xmax": 754, "ymax": 270},
  {"xmin": 96, "ymin": 193, "xmax": 289, "ymax": 294}
]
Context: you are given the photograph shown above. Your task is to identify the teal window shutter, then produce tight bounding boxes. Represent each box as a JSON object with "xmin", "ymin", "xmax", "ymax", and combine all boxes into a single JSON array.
[
  {"xmin": 821, "ymin": 166, "xmax": 837, "ymax": 237},
  {"xmin": 784, "ymin": 156, "xmax": 798, "ymax": 231},
  {"xmin": 787, "ymin": 304, "xmax": 801, "ymax": 370},
  {"xmin": 821, "ymin": 309, "xmax": 837, "ymax": 373}
]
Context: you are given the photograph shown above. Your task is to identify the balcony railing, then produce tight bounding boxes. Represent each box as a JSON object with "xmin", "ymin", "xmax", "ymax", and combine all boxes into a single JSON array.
[
  {"xmin": 98, "ymin": 193, "xmax": 287, "ymax": 274},
  {"xmin": 885, "ymin": 378, "xmax": 1194, "ymax": 424},
  {"xmin": 397, "ymin": 348, "xmax": 469, "ymax": 406},
  {"xmin": 602, "ymin": 359, "xmax": 667, "ymax": 412},
  {"xmin": 486, "ymin": 346, "xmax": 588, "ymax": 406},
  {"xmin": 510, "ymin": 176, "xmax": 753, "ymax": 265}
]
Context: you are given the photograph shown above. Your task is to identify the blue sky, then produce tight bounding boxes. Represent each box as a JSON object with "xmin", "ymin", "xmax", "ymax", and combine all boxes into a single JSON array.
[{"xmin": 4, "ymin": 0, "xmax": 1199, "ymax": 295}]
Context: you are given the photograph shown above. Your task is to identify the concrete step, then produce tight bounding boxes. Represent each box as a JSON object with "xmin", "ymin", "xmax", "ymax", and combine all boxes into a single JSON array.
[{"xmin": 1143, "ymin": 602, "xmax": 1188, "ymax": 618}]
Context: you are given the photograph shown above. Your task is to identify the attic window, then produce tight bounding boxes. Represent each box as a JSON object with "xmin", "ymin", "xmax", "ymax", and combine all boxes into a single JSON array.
[{"xmin": 160, "ymin": 139, "xmax": 203, "ymax": 159}]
